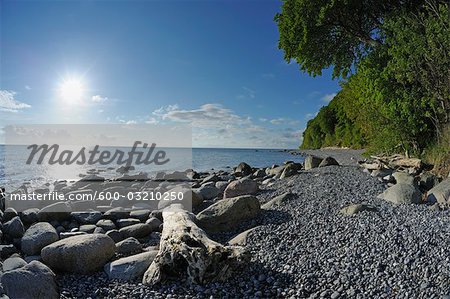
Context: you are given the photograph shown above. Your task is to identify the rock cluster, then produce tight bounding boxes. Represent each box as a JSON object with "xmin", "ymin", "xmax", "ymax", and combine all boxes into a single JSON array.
[{"xmin": 0, "ymin": 152, "xmax": 448, "ymax": 298}]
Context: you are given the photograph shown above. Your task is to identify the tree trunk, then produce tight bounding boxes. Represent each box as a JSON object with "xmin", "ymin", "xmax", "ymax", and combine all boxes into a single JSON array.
[{"xmin": 142, "ymin": 204, "xmax": 249, "ymax": 285}]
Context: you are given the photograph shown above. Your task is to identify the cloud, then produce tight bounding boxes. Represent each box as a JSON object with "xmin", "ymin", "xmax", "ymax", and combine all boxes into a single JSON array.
[
  {"xmin": 150, "ymin": 103, "xmax": 302, "ymax": 148},
  {"xmin": 125, "ymin": 120, "xmax": 137, "ymax": 125},
  {"xmin": 270, "ymin": 118, "xmax": 300, "ymax": 126},
  {"xmin": 0, "ymin": 90, "xmax": 31, "ymax": 112},
  {"xmin": 92, "ymin": 95, "xmax": 108, "ymax": 103},
  {"xmin": 145, "ymin": 117, "xmax": 159, "ymax": 124},
  {"xmin": 25, "ymin": 85, "xmax": 31, "ymax": 90},
  {"xmin": 321, "ymin": 93, "xmax": 336, "ymax": 103}
]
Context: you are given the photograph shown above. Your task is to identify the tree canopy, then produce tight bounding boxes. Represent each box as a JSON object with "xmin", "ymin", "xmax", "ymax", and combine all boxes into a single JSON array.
[{"xmin": 280, "ymin": 0, "xmax": 450, "ymax": 170}]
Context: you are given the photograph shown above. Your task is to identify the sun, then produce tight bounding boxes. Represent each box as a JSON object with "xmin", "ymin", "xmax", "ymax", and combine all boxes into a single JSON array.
[{"xmin": 58, "ymin": 78, "xmax": 85, "ymax": 103}]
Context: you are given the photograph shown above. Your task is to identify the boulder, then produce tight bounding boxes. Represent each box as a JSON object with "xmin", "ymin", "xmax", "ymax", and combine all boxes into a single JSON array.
[
  {"xmin": 41, "ymin": 234, "xmax": 116, "ymax": 274},
  {"xmin": 196, "ymin": 195, "xmax": 261, "ymax": 233},
  {"xmin": 129, "ymin": 209, "xmax": 151, "ymax": 222},
  {"xmin": 228, "ymin": 226, "xmax": 260, "ymax": 246},
  {"xmin": 60, "ymin": 232, "xmax": 87, "ymax": 239},
  {"xmin": 198, "ymin": 185, "xmax": 220, "ymax": 200},
  {"xmin": 318, "ymin": 156, "xmax": 339, "ymax": 167},
  {"xmin": 419, "ymin": 172, "xmax": 440, "ymax": 191},
  {"xmin": 3, "ymin": 216, "xmax": 25, "ymax": 238},
  {"xmin": 103, "ymin": 207, "xmax": 130, "ymax": 221},
  {"xmin": 20, "ymin": 208, "xmax": 39, "ymax": 225},
  {"xmin": 304, "ymin": 155, "xmax": 323, "ymax": 170},
  {"xmin": 145, "ymin": 217, "xmax": 162, "ymax": 231},
  {"xmin": 116, "ymin": 218, "xmax": 141, "ymax": 228},
  {"xmin": 70, "ymin": 210, "xmax": 102, "ymax": 224},
  {"xmin": 392, "ymin": 172, "xmax": 416, "ymax": 185},
  {"xmin": 215, "ymin": 181, "xmax": 229, "ymax": 193},
  {"xmin": 377, "ymin": 184, "xmax": 423, "ymax": 204},
  {"xmin": 1, "ymin": 261, "xmax": 58, "ymax": 299},
  {"xmin": 21, "ymin": 222, "xmax": 59, "ymax": 256},
  {"xmin": 3, "ymin": 208, "xmax": 19, "ymax": 223},
  {"xmin": 104, "ymin": 250, "xmax": 158, "ymax": 281},
  {"xmin": 0, "ymin": 244, "xmax": 18, "ymax": 259},
  {"xmin": 106, "ymin": 229, "xmax": 123, "ymax": 243},
  {"xmin": 96, "ymin": 219, "xmax": 117, "ymax": 231},
  {"xmin": 253, "ymin": 169, "xmax": 266, "ymax": 178},
  {"xmin": 3, "ymin": 256, "xmax": 27, "ymax": 272},
  {"xmin": 280, "ymin": 163, "xmax": 301, "ymax": 179},
  {"xmin": 223, "ymin": 178, "xmax": 258, "ymax": 199},
  {"xmin": 427, "ymin": 178, "xmax": 450, "ymax": 206},
  {"xmin": 78, "ymin": 224, "xmax": 97, "ymax": 233},
  {"xmin": 265, "ymin": 165, "xmax": 285, "ymax": 176},
  {"xmin": 119, "ymin": 223, "xmax": 152, "ymax": 239},
  {"xmin": 116, "ymin": 237, "xmax": 142, "ymax": 255},
  {"xmin": 261, "ymin": 192, "xmax": 295, "ymax": 209},
  {"xmin": 235, "ymin": 162, "xmax": 252, "ymax": 176},
  {"xmin": 37, "ymin": 202, "xmax": 72, "ymax": 222},
  {"xmin": 157, "ymin": 187, "xmax": 203, "ymax": 210},
  {"xmin": 340, "ymin": 204, "xmax": 378, "ymax": 215}
]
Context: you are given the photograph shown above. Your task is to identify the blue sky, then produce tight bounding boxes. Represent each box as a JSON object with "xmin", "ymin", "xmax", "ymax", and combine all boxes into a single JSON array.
[{"xmin": 0, "ymin": 0, "xmax": 339, "ymax": 148}]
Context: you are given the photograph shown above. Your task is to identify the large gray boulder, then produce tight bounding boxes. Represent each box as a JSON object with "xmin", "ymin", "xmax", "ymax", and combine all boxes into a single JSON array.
[
  {"xmin": 304, "ymin": 155, "xmax": 323, "ymax": 170},
  {"xmin": 280, "ymin": 163, "xmax": 301, "ymax": 179},
  {"xmin": 119, "ymin": 223, "xmax": 152, "ymax": 239},
  {"xmin": 198, "ymin": 185, "xmax": 220, "ymax": 200},
  {"xmin": 71, "ymin": 210, "xmax": 102, "ymax": 224},
  {"xmin": 116, "ymin": 237, "xmax": 142, "ymax": 255},
  {"xmin": 392, "ymin": 172, "xmax": 416, "ymax": 185},
  {"xmin": 265, "ymin": 165, "xmax": 285, "ymax": 176},
  {"xmin": 37, "ymin": 202, "xmax": 72, "ymax": 222},
  {"xmin": 223, "ymin": 178, "xmax": 258, "ymax": 199},
  {"xmin": 104, "ymin": 250, "xmax": 158, "ymax": 281},
  {"xmin": 261, "ymin": 192, "xmax": 295, "ymax": 209},
  {"xmin": 196, "ymin": 195, "xmax": 261, "ymax": 233},
  {"xmin": 377, "ymin": 183, "xmax": 422, "ymax": 204},
  {"xmin": 41, "ymin": 234, "xmax": 116, "ymax": 274},
  {"xmin": 318, "ymin": 156, "xmax": 339, "ymax": 167},
  {"xmin": 427, "ymin": 178, "xmax": 450, "ymax": 206},
  {"xmin": 235, "ymin": 162, "xmax": 252, "ymax": 176},
  {"xmin": 1, "ymin": 261, "xmax": 59, "ymax": 299},
  {"xmin": 21, "ymin": 222, "xmax": 59, "ymax": 256},
  {"xmin": 3, "ymin": 256, "xmax": 27, "ymax": 272},
  {"xmin": 228, "ymin": 226, "xmax": 261, "ymax": 246},
  {"xmin": 340, "ymin": 203, "xmax": 378, "ymax": 215},
  {"xmin": 3, "ymin": 216, "xmax": 25, "ymax": 238}
]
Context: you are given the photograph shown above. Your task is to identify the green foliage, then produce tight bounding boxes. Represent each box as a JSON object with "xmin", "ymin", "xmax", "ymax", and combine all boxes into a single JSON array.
[
  {"xmin": 275, "ymin": 0, "xmax": 421, "ymax": 78},
  {"xmin": 296, "ymin": 0, "xmax": 450, "ymax": 160}
]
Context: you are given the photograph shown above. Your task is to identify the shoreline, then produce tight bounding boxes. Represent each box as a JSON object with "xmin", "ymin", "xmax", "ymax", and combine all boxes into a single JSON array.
[{"xmin": 0, "ymin": 149, "xmax": 448, "ymax": 298}]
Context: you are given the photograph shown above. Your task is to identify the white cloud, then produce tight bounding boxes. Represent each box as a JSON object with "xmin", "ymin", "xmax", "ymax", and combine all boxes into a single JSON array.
[
  {"xmin": 25, "ymin": 85, "xmax": 31, "ymax": 90},
  {"xmin": 270, "ymin": 118, "xmax": 300, "ymax": 126},
  {"xmin": 0, "ymin": 90, "xmax": 31, "ymax": 112},
  {"xmin": 150, "ymin": 103, "xmax": 302, "ymax": 148},
  {"xmin": 145, "ymin": 117, "xmax": 159, "ymax": 124},
  {"xmin": 126, "ymin": 120, "xmax": 137, "ymax": 125},
  {"xmin": 92, "ymin": 95, "xmax": 108, "ymax": 103},
  {"xmin": 321, "ymin": 93, "xmax": 336, "ymax": 103}
]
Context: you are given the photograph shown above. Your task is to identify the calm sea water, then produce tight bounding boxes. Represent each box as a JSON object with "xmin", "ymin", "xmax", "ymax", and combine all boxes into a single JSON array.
[{"xmin": 0, "ymin": 145, "xmax": 303, "ymax": 191}]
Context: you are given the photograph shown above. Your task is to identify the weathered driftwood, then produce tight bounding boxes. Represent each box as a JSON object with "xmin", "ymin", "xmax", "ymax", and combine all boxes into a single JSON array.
[
  {"xmin": 360, "ymin": 155, "xmax": 423, "ymax": 171},
  {"xmin": 371, "ymin": 155, "xmax": 423, "ymax": 169},
  {"xmin": 142, "ymin": 204, "xmax": 248, "ymax": 285}
]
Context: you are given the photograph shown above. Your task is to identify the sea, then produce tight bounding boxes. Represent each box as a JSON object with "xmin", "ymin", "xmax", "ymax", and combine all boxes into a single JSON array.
[{"xmin": 0, "ymin": 145, "xmax": 304, "ymax": 191}]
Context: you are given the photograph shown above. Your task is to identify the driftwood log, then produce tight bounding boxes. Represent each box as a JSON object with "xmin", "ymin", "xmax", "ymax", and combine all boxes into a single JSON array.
[
  {"xmin": 359, "ymin": 155, "xmax": 423, "ymax": 171},
  {"xmin": 142, "ymin": 204, "xmax": 248, "ymax": 285}
]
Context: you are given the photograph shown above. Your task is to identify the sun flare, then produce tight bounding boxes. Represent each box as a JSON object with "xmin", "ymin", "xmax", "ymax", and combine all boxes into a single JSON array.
[{"xmin": 58, "ymin": 78, "xmax": 85, "ymax": 103}]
